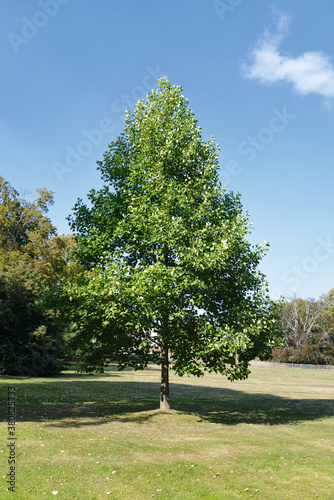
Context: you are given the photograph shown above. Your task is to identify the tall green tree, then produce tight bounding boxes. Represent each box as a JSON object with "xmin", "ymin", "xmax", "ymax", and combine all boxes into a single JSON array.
[{"xmin": 65, "ymin": 77, "xmax": 281, "ymax": 410}]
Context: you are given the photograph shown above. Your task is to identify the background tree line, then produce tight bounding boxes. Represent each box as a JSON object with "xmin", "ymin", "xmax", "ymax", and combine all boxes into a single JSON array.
[
  {"xmin": 1, "ymin": 179, "xmax": 334, "ymax": 379},
  {"xmin": 272, "ymin": 291, "xmax": 334, "ymax": 365},
  {"xmin": 0, "ymin": 176, "xmax": 83, "ymax": 376}
]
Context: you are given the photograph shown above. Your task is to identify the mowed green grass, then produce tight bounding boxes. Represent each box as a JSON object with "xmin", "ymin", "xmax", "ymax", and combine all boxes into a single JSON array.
[{"xmin": 0, "ymin": 364, "xmax": 333, "ymax": 500}]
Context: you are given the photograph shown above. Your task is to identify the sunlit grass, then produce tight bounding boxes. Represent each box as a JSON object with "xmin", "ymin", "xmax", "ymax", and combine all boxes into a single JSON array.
[{"xmin": 0, "ymin": 364, "xmax": 333, "ymax": 499}]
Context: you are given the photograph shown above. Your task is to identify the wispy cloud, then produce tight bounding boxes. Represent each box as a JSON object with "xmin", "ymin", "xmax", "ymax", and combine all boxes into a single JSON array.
[{"xmin": 242, "ymin": 11, "xmax": 334, "ymax": 104}]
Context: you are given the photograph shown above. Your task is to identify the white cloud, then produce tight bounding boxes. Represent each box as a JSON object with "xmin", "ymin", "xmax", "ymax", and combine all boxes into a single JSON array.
[{"xmin": 242, "ymin": 11, "xmax": 334, "ymax": 102}]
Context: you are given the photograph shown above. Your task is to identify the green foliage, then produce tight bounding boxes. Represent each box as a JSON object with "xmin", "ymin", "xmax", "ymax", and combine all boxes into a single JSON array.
[
  {"xmin": 0, "ymin": 258, "xmax": 65, "ymax": 376},
  {"xmin": 41, "ymin": 233, "xmax": 85, "ymax": 288},
  {"xmin": 0, "ymin": 176, "xmax": 83, "ymax": 287},
  {"xmin": 0, "ymin": 177, "xmax": 82, "ymax": 375},
  {"xmin": 0, "ymin": 176, "xmax": 56, "ymax": 255},
  {"xmin": 64, "ymin": 78, "xmax": 281, "ymax": 404}
]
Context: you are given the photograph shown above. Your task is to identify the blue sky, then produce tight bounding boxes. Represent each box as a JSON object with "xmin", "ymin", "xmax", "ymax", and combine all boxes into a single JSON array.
[{"xmin": 1, "ymin": 0, "xmax": 333, "ymax": 301}]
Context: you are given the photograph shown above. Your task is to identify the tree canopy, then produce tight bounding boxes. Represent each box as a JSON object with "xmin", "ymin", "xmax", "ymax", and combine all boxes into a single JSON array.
[
  {"xmin": 0, "ymin": 176, "xmax": 55, "ymax": 254},
  {"xmin": 0, "ymin": 177, "xmax": 79, "ymax": 375},
  {"xmin": 0, "ymin": 176, "xmax": 82, "ymax": 286},
  {"xmin": 62, "ymin": 77, "xmax": 282, "ymax": 410}
]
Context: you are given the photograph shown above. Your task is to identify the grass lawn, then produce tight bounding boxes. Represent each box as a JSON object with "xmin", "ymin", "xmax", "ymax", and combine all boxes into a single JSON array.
[{"xmin": 1, "ymin": 364, "xmax": 333, "ymax": 499}]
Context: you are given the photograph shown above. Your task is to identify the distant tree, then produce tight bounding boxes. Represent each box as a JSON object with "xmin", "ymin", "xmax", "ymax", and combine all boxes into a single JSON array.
[
  {"xmin": 64, "ymin": 77, "xmax": 282, "ymax": 410},
  {"xmin": 41, "ymin": 233, "xmax": 84, "ymax": 288},
  {"xmin": 272, "ymin": 294, "xmax": 334, "ymax": 364},
  {"xmin": 319, "ymin": 289, "xmax": 334, "ymax": 343},
  {"xmin": 0, "ymin": 177, "xmax": 82, "ymax": 374},
  {"xmin": 0, "ymin": 258, "xmax": 65, "ymax": 376},
  {"xmin": 0, "ymin": 176, "xmax": 56, "ymax": 253},
  {"xmin": 281, "ymin": 297, "xmax": 323, "ymax": 349},
  {"xmin": 0, "ymin": 176, "xmax": 82, "ymax": 286}
]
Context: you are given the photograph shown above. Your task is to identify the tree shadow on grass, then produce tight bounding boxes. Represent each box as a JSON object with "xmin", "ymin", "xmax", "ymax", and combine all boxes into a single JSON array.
[{"xmin": 1, "ymin": 374, "xmax": 333, "ymax": 428}]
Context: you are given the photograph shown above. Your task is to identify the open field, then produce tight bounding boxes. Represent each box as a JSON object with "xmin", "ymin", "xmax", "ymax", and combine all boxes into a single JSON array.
[{"xmin": 1, "ymin": 364, "xmax": 334, "ymax": 499}]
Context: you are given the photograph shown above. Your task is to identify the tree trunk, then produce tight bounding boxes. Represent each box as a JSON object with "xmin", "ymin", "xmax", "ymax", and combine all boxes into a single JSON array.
[
  {"xmin": 160, "ymin": 344, "xmax": 171, "ymax": 411},
  {"xmin": 160, "ymin": 251, "xmax": 171, "ymax": 411}
]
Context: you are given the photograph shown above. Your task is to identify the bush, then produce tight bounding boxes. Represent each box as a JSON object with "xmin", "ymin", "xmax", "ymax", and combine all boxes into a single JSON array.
[{"xmin": 271, "ymin": 344, "xmax": 334, "ymax": 365}]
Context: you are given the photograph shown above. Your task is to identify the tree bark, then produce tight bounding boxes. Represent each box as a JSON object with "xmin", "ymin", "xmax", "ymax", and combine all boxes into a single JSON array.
[
  {"xmin": 160, "ymin": 343, "xmax": 171, "ymax": 411},
  {"xmin": 160, "ymin": 249, "xmax": 171, "ymax": 411}
]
